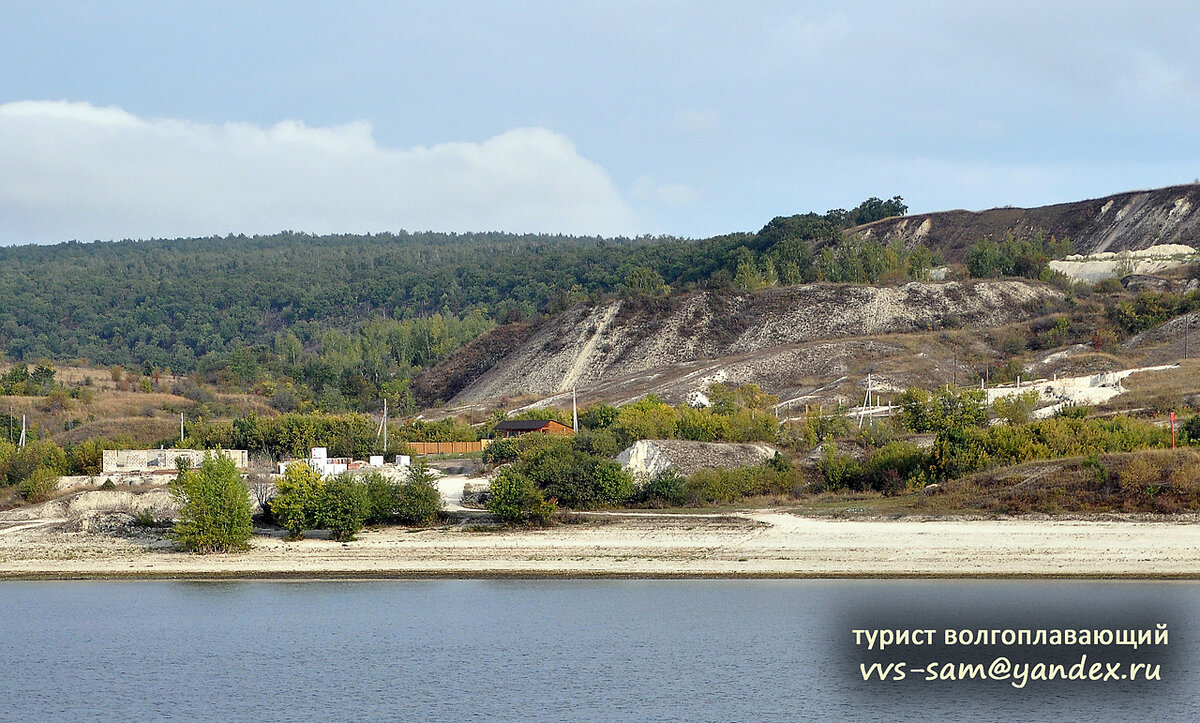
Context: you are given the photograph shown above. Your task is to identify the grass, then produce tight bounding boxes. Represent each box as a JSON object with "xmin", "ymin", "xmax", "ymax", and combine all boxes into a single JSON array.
[
  {"xmin": 53, "ymin": 417, "xmax": 181, "ymax": 446},
  {"xmin": 1105, "ymin": 359, "xmax": 1200, "ymax": 414},
  {"xmin": 946, "ymin": 449, "xmax": 1200, "ymax": 515},
  {"xmin": 796, "ymin": 449, "xmax": 1200, "ymax": 517},
  {"xmin": 645, "ymin": 448, "xmax": 1200, "ymax": 519}
]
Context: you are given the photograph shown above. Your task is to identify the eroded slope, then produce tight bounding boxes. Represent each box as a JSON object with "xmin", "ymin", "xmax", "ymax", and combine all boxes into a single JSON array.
[{"xmin": 447, "ymin": 280, "xmax": 1063, "ymax": 405}]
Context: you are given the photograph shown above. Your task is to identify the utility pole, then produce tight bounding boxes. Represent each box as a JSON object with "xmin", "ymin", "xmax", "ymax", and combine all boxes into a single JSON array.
[
  {"xmin": 375, "ymin": 398, "xmax": 389, "ymax": 452},
  {"xmin": 180, "ymin": 412, "xmax": 184, "ymax": 444},
  {"xmin": 859, "ymin": 373, "xmax": 872, "ymax": 429},
  {"xmin": 572, "ymin": 387, "xmax": 578, "ymax": 433}
]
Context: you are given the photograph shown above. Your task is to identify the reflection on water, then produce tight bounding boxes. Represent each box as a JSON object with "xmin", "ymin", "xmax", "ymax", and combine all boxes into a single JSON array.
[{"xmin": 0, "ymin": 580, "xmax": 1194, "ymax": 722}]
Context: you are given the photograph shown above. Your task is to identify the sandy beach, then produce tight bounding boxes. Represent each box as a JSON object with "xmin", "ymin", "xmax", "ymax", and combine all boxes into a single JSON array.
[{"xmin": 2, "ymin": 506, "xmax": 1199, "ymax": 579}]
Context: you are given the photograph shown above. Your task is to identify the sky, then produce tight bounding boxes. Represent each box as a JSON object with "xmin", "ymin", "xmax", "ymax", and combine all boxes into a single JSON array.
[{"xmin": 1, "ymin": 0, "xmax": 1199, "ymax": 244}]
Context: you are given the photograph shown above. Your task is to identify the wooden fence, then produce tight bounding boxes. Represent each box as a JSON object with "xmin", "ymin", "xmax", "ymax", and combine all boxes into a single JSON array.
[{"xmin": 406, "ymin": 440, "xmax": 491, "ymax": 455}]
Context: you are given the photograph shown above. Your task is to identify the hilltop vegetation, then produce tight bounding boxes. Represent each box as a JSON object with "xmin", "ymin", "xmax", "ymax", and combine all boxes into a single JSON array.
[{"xmin": 0, "ymin": 197, "xmax": 918, "ymax": 412}]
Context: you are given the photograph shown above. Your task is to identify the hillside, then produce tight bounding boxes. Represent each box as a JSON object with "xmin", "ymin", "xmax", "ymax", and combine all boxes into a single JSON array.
[
  {"xmin": 429, "ymin": 280, "xmax": 1065, "ymax": 408},
  {"xmin": 3, "ymin": 183, "xmax": 1199, "ymax": 417},
  {"xmin": 854, "ymin": 183, "xmax": 1200, "ymax": 262}
]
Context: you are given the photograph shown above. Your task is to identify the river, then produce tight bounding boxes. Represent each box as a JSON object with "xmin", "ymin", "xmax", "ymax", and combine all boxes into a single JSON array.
[{"xmin": 0, "ymin": 580, "xmax": 1194, "ymax": 721}]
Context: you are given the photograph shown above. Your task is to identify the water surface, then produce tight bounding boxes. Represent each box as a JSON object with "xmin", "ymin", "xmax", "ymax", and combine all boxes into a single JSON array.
[{"xmin": 0, "ymin": 580, "xmax": 1194, "ymax": 721}]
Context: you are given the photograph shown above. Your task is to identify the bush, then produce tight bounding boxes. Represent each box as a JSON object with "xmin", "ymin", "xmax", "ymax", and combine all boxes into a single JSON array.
[
  {"xmin": 362, "ymin": 471, "xmax": 398, "ymax": 524},
  {"xmin": 513, "ymin": 440, "xmax": 634, "ymax": 509},
  {"xmin": 66, "ymin": 438, "xmax": 114, "ymax": 476},
  {"xmin": 785, "ymin": 408, "xmax": 852, "ymax": 450},
  {"xmin": 817, "ymin": 442, "xmax": 860, "ymax": 492},
  {"xmin": 396, "ymin": 470, "xmax": 441, "ymax": 525},
  {"xmin": 637, "ymin": 469, "xmax": 688, "ymax": 507},
  {"xmin": 405, "ymin": 456, "xmax": 438, "ymax": 487},
  {"xmin": 0, "ymin": 439, "xmax": 69, "ymax": 488},
  {"xmin": 993, "ymin": 390, "xmax": 1041, "ymax": 425},
  {"xmin": 861, "ymin": 442, "xmax": 927, "ymax": 495},
  {"xmin": 1055, "ymin": 405, "xmax": 1090, "ymax": 419},
  {"xmin": 487, "ymin": 468, "xmax": 554, "ymax": 524},
  {"xmin": 929, "ymin": 416, "xmax": 1168, "ymax": 482},
  {"xmin": 896, "ymin": 386, "xmax": 987, "ymax": 433},
  {"xmin": 272, "ymin": 462, "xmax": 325, "ymax": 539},
  {"xmin": 169, "ymin": 454, "xmax": 252, "ymax": 553},
  {"xmin": 319, "ymin": 473, "xmax": 369, "ymax": 542},
  {"xmin": 682, "ymin": 463, "xmax": 800, "ymax": 504},
  {"xmin": 18, "ymin": 467, "xmax": 59, "ymax": 503},
  {"xmin": 687, "ymin": 467, "xmax": 757, "ymax": 503},
  {"xmin": 572, "ymin": 428, "xmax": 622, "ymax": 458},
  {"xmin": 482, "ymin": 437, "xmax": 520, "ymax": 465}
]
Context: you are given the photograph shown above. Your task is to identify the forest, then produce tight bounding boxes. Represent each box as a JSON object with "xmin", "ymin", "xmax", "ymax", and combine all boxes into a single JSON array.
[{"xmin": 0, "ymin": 196, "xmax": 921, "ymax": 412}]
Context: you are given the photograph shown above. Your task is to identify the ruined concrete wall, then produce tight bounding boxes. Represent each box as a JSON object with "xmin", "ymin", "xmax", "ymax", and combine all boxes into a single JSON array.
[{"xmin": 101, "ymin": 448, "xmax": 249, "ymax": 474}]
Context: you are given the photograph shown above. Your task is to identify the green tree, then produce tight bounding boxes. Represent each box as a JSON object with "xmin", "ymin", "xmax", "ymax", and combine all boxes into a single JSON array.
[
  {"xmin": 169, "ymin": 454, "xmax": 252, "ymax": 553},
  {"xmin": 272, "ymin": 462, "xmax": 325, "ymax": 539},
  {"xmin": 896, "ymin": 386, "xmax": 987, "ymax": 433},
  {"xmin": 396, "ymin": 467, "xmax": 442, "ymax": 525},
  {"xmin": 623, "ymin": 266, "xmax": 668, "ymax": 297},
  {"xmin": 993, "ymin": 390, "xmax": 1041, "ymax": 425},
  {"xmin": 319, "ymin": 473, "xmax": 369, "ymax": 542}
]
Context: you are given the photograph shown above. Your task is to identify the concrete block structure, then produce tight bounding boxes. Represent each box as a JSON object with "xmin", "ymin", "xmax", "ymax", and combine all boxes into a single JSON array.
[{"xmin": 101, "ymin": 448, "xmax": 249, "ymax": 474}]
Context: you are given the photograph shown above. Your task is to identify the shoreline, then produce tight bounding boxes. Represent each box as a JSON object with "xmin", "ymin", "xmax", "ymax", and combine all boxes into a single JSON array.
[
  {"xmin": 4, "ymin": 510, "xmax": 1199, "ymax": 581},
  {"xmin": 6, "ymin": 570, "xmax": 1200, "ymax": 581}
]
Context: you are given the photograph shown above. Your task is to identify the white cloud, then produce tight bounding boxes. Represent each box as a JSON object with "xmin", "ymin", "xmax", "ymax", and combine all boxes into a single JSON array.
[
  {"xmin": 632, "ymin": 177, "xmax": 700, "ymax": 206},
  {"xmin": 0, "ymin": 101, "xmax": 639, "ymax": 243}
]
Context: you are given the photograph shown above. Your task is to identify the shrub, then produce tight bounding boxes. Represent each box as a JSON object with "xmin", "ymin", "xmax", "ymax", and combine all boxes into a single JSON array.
[
  {"xmin": 66, "ymin": 438, "xmax": 113, "ymax": 476},
  {"xmin": 405, "ymin": 456, "xmax": 438, "ymax": 487},
  {"xmin": 0, "ymin": 440, "xmax": 69, "ymax": 488},
  {"xmin": 319, "ymin": 473, "xmax": 369, "ymax": 542},
  {"xmin": 592, "ymin": 460, "xmax": 636, "ymax": 505},
  {"xmin": 515, "ymin": 442, "xmax": 634, "ymax": 509},
  {"xmin": 1054, "ymin": 405, "xmax": 1090, "ymax": 419},
  {"xmin": 579, "ymin": 402, "xmax": 619, "ymax": 429},
  {"xmin": 572, "ymin": 428, "xmax": 622, "ymax": 458},
  {"xmin": 896, "ymin": 386, "xmax": 987, "ymax": 433},
  {"xmin": 18, "ymin": 467, "xmax": 59, "ymax": 503},
  {"xmin": 487, "ymin": 468, "xmax": 555, "ymax": 524},
  {"xmin": 993, "ymin": 390, "xmax": 1041, "ymax": 425},
  {"xmin": 361, "ymin": 471, "xmax": 398, "ymax": 524},
  {"xmin": 615, "ymin": 397, "xmax": 679, "ymax": 440},
  {"xmin": 169, "ymin": 454, "xmax": 252, "ymax": 553},
  {"xmin": 861, "ymin": 442, "xmax": 927, "ymax": 495},
  {"xmin": 682, "ymin": 463, "xmax": 800, "ymax": 504},
  {"xmin": 785, "ymin": 408, "xmax": 851, "ymax": 450},
  {"xmin": 637, "ymin": 469, "xmax": 688, "ymax": 507},
  {"xmin": 396, "ymin": 471, "xmax": 441, "ymax": 525},
  {"xmin": 675, "ymin": 406, "xmax": 726, "ymax": 442},
  {"xmin": 818, "ymin": 442, "xmax": 860, "ymax": 491},
  {"xmin": 687, "ymin": 467, "xmax": 754, "ymax": 503},
  {"xmin": 272, "ymin": 462, "xmax": 325, "ymax": 539},
  {"xmin": 1082, "ymin": 454, "xmax": 1109, "ymax": 487},
  {"xmin": 247, "ymin": 473, "xmax": 275, "ymax": 516}
]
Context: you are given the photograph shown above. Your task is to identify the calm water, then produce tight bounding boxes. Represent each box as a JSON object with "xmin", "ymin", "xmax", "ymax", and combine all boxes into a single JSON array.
[{"xmin": 0, "ymin": 580, "xmax": 1195, "ymax": 721}]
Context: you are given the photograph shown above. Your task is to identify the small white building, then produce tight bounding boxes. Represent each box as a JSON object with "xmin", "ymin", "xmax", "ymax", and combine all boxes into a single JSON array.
[{"xmin": 277, "ymin": 448, "xmax": 407, "ymax": 477}]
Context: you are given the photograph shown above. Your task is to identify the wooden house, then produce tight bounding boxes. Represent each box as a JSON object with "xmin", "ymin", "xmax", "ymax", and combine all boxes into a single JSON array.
[{"xmin": 494, "ymin": 419, "xmax": 574, "ymax": 438}]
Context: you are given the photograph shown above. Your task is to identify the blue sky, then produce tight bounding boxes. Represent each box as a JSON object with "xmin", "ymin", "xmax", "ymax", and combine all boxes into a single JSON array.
[{"xmin": 1, "ymin": 1, "xmax": 1198, "ymax": 244}]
